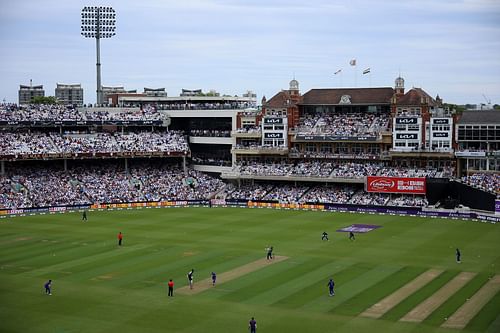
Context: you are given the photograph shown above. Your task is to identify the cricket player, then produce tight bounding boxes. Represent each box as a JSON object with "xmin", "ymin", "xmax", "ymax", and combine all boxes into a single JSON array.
[
  {"xmin": 211, "ymin": 272, "xmax": 217, "ymax": 286},
  {"xmin": 249, "ymin": 317, "xmax": 257, "ymax": 333},
  {"xmin": 187, "ymin": 269, "xmax": 194, "ymax": 289},
  {"xmin": 266, "ymin": 246, "xmax": 274, "ymax": 260},
  {"xmin": 456, "ymin": 248, "xmax": 461, "ymax": 263},
  {"xmin": 328, "ymin": 278, "xmax": 335, "ymax": 296},
  {"xmin": 322, "ymin": 231, "xmax": 329, "ymax": 241},
  {"xmin": 44, "ymin": 279, "xmax": 52, "ymax": 295},
  {"xmin": 349, "ymin": 231, "xmax": 355, "ymax": 241},
  {"xmin": 82, "ymin": 210, "xmax": 87, "ymax": 221},
  {"xmin": 168, "ymin": 279, "xmax": 174, "ymax": 297},
  {"xmin": 118, "ymin": 232, "xmax": 123, "ymax": 246}
]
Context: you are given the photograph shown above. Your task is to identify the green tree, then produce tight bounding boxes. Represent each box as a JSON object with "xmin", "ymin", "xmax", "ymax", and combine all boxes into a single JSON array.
[
  {"xmin": 443, "ymin": 103, "xmax": 464, "ymax": 114},
  {"xmin": 31, "ymin": 96, "xmax": 58, "ymax": 104}
]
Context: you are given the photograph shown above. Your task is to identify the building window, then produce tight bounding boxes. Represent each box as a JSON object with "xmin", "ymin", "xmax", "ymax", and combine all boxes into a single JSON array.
[
  {"xmin": 367, "ymin": 145, "xmax": 380, "ymax": 154},
  {"xmin": 335, "ymin": 143, "xmax": 348, "ymax": 154},
  {"xmin": 320, "ymin": 144, "xmax": 332, "ymax": 153},
  {"xmin": 305, "ymin": 143, "xmax": 316, "ymax": 152},
  {"xmin": 351, "ymin": 144, "xmax": 363, "ymax": 154}
]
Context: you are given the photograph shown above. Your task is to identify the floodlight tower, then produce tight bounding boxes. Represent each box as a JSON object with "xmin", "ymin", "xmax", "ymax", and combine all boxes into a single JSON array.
[{"xmin": 81, "ymin": 6, "xmax": 116, "ymax": 105}]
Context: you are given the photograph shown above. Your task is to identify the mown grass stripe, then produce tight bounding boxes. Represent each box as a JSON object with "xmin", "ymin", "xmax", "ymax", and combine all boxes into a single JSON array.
[
  {"xmin": 0, "ymin": 238, "xmax": 79, "ymax": 263},
  {"xmin": 442, "ymin": 275, "xmax": 500, "ymax": 329},
  {"xmin": 5, "ymin": 242, "xmax": 114, "ymax": 272},
  {"xmin": 27, "ymin": 243, "xmax": 155, "ymax": 277},
  {"xmin": 400, "ymin": 271, "xmax": 476, "ymax": 323},
  {"xmin": 486, "ymin": 311, "xmax": 500, "ymax": 333},
  {"xmin": 0, "ymin": 235, "xmax": 38, "ymax": 249},
  {"xmin": 177, "ymin": 256, "xmax": 289, "ymax": 295},
  {"xmin": 203, "ymin": 257, "xmax": 309, "ymax": 300},
  {"xmin": 82, "ymin": 248, "xmax": 226, "ymax": 285},
  {"xmin": 219, "ymin": 257, "xmax": 331, "ymax": 302},
  {"xmin": 423, "ymin": 272, "xmax": 491, "ymax": 327},
  {"xmin": 302, "ymin": 263, "xmax": 403, "ymax": 313},
  {"xmin": 123, "ymin": 249, "xmax": 246, "ymax": 290},
  {"xmin": 187, "ymin": 252, "xmax": 261, "ymax": 284},
  {"xmin": 467, "ymin": 290, "xmax": 500, "ymax": 332},
  {"xmin": 274, "ymin": 262, "xmax": 375, "ymax": 309},
  {"xmin": 1, "ymin": 242, "xmax": 98, "ymax": 275},
  {"xmin": 246, "ymin": 259, "xmax": 353, "ymax": 306},
  {"xmin": 361, "ymin": 268, "xmax": 443, "ymax": 319},
  {"xmin": 382, "ymin": 269, "xmax": 458, "ymax": 321},
  {"xmin": 159, "ymin": 251, "xmax": 259, "ymax": 284},
  {"xmin": 335, "ymin": 266, "xmax": 425, "ymax": 316}
]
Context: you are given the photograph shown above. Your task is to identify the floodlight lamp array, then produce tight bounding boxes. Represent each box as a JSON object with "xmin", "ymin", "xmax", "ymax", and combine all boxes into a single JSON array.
[{"xmin": 81, "ymin": 6, "xmax": 116, "ymax": 39}]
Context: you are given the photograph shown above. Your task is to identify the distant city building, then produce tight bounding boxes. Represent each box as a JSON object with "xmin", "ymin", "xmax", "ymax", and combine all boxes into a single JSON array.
[
  {"xmin": 55, "ymin": 83, "xmax": 84, "ymax": 106},
  {"xmin": 179, "ymin": 89, "xmax": 221, "ymax": 97},
  {"xmin": 144, "ymin": 87, "xmax": 167, "ymax": 97},
  {"xmin": 466, "ymin": 103, "xmax": 494, "ymax": 111},
  {"xmin": 102, "ymin": 86, "xmax": 136, "ymax": 105},
  {"xmin": 112, "ymin": 90, "xmax": 256, "ymax": 109},
  {"xmin": 206, "ymin": 89, "xmax": 220, "ymax": 97},
  {"xmin": 18, "ymin": 81, "xmax": 44, "ymax": 104},
  {"xmin": 181, "ymin": 89, "xmax": 203, "ymax": 97},
  {"xmin": 243, "ymin": 90, "xmax": 257, "ymax": 98}
]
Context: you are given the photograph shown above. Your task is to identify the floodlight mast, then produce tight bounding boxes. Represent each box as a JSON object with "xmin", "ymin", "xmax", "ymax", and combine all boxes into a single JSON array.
[{"xmin": 81, "ymin": 6, "xmax": 116, "ymax": 105}]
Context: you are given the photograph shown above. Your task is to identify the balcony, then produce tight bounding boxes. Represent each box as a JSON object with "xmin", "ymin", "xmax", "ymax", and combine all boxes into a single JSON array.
[
  {"xmin": 232, "ymin": 129, "xmax": 262, "ymax": 138},
  {"xmin": 390, "ymin": 147, "xmax": 454, "ymax": 158},
  {"xmin": 231, "ymin": 145, "xmax": 288, "ymax": 155}
]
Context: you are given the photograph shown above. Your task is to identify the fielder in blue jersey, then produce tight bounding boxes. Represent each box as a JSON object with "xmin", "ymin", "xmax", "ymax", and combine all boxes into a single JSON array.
[
  {"xmin": 44, "ymin": 279, "xmax": 52, "ymax": 295},
  {"xmin": 211, "ymin": 272, "xmax": 217, "ymax": 286},
  {"xmin": 327, "ymin": 278, "xmax": 335, "ymax": 296}
]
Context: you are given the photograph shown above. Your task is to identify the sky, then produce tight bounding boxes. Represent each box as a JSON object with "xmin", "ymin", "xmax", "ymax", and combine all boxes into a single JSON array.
[{"xmin": 0, "ymin": 0, "xmax": 499, "ymax": 105}]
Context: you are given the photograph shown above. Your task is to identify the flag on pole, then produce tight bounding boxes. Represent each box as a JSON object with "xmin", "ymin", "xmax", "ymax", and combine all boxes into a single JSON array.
[
  {"xmin": 362, "ymin": 68, "xmax": 371, "ymax": 75},
  {"xmin": 349, "ymin": 59, "xmax": 356, "ymax": 66},
  {"xmin": 334, "ymin": 69, "xmax": 342, "ymax": 75}
]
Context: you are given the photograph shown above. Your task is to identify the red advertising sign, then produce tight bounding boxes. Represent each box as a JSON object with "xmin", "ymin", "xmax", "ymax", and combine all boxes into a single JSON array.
[{"xmin": 366, "ymin": 176, "xmax": 426, "ymax": 194}]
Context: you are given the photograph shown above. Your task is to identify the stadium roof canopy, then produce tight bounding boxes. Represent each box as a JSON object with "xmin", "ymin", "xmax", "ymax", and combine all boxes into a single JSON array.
[
  {"xmin": 265, "ymin": 90, "xmax": 301, "ymax": 108},
  {"xmin": 301, "ymin": 87, "xmax": 394, "ymax": 105},
  {"xmin": 397, "ymin": 88, "xmax": 436, "ymax": 106},
  {"xmin": 458, "ymin": 110, "xmax": 500, "ymax": 124}
]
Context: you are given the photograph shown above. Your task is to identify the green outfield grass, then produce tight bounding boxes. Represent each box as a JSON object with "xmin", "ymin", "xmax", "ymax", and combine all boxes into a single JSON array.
[{"xmin": 0, "ymin": 207, "xmax": 499, "ymax": 333}]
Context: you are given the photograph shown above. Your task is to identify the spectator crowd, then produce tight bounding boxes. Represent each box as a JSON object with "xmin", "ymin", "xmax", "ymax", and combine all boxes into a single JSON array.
[
  {"xmin": 461, "ymin": 173, "xmax": 499, "ymax": 195},
  {"xmin": 0, "ymin": 163, "xmax": 225, "ymax": 209},
  {"xmin": 223, "ymin": 183, "xmax": 428, "ymax": 206},
  {"xmin": 0, "ymin": 104, "xmax": 166, "ymax": 122},
  {"xmin": 294, "ymin": 113, "xmax": 390, "ymax": 137},
  {"xmin": 1, "ymin": 131, "xmax": 189, "ymax": 156},
  {"xmin": 233, "ymin": 161, "xmax": 452, "ymax": 179},
  {"xmin": 0, "ymin": 160, "xmax": 475, "ymax": 210}
]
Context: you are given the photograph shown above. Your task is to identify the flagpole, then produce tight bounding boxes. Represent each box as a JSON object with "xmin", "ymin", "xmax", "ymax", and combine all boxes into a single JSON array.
[
  {"xmin": 354, "ymin": 64, "xmax": 357, "ymax": 87},
  {"xmin": 362, "ymin": 67, "xmax": 371, "ymax": 87}
]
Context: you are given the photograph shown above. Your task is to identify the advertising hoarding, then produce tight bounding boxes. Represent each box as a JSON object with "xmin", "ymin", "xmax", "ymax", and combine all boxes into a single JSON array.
[{"xmin": 366, "ymin": 176, "xmax": 426, "ymax": 194}]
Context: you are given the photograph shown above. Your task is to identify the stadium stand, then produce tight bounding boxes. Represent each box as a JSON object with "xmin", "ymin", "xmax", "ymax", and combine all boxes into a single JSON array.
[
  {"xmin": 294, "ymin": 113, "xmax": 389, "ymax": 136},
  {"xmin": 461, "ymin": 173, "xmax": 499, "ymax": 195},
  {"xmin": 0, "ymin": 93, "xmax": 497, "ymax": 213}
]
